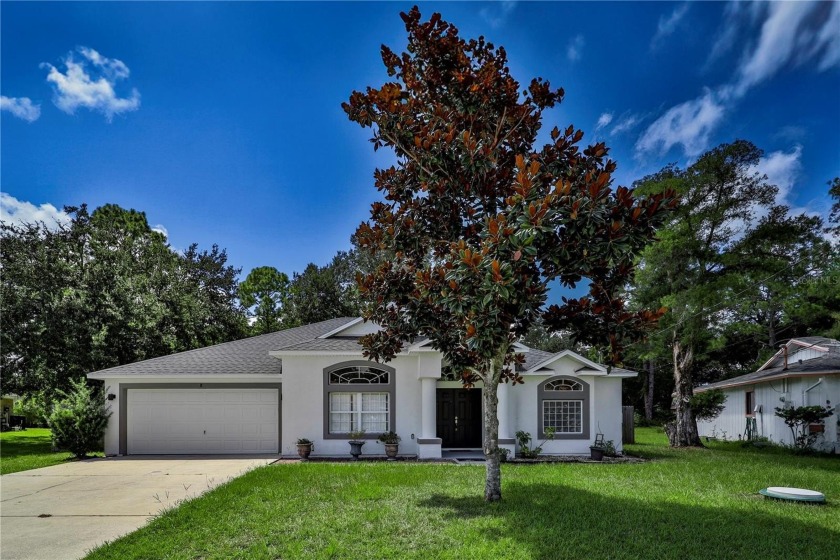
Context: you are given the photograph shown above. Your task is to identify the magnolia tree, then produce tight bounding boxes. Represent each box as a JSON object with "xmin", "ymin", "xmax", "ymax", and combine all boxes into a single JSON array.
[{"xmin": 343, "ymin": 7, "xmax": 676, "ymax": 502}]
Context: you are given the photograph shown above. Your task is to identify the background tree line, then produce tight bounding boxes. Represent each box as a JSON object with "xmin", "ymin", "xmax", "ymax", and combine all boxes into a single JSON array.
[
  {"xmin": 3, "ymin": 142, "xmax": 837, "ymax": 445},
  {"xmin": 0, "ymin": 203, "xmax": 366, "ymax": 419}
]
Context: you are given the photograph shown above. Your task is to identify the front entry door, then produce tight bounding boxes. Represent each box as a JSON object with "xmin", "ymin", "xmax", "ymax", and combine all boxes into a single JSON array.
[{"xmin": 437, "ymin": 389, "xmax": 482, "ymax": 448}]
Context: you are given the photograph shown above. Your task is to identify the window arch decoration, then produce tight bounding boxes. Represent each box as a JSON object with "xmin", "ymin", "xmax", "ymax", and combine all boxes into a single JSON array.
[
  {"xmin": 544, "ymin": 379, "xmax": 583, "ymax": 391},
  {"xmin": 537, "ymin": 375, "xmax": 590, "ymax": 440},
  {"xmin": 329, "ymin": 365, "xmax": 390, "ymax": 385},
  {"xmin": 323, "ymin": 361, "xmax": 396, "ymax": 440}
]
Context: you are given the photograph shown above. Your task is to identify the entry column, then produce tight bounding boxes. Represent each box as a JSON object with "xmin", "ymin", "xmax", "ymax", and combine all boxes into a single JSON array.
[
  {"xmin": 417, "ymin": 377, "xmax": 442, "ymax": 459},
  {"xmin": 416, "ymin": 353, "xmax": 443, "ymax": 459},
  {"xmin": 497, "ymin": 381, "xmax": 516, "ymax": 456}
]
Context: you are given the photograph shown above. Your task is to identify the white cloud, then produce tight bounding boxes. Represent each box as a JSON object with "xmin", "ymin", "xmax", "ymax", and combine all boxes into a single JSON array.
[
  {"xmin": 610, "ymin": 114, "xmax": 641, "ymax": 137},
  {"xmin": 640, "ymin": 1, "xmax": 840, "ymax": 159},
  {"xmin": 595, "ymin": 112, "xmax": 613, "ymax": 131},
  {"xmin": 566, "ymin": 35, "xmax": 584, "ymax": 62},
  {"xmin": 734, "ymin": 1, "xmax": 840, "ymax": 96},
  {"xmin": 480, "ymin": 1, "xmax": 517, "ymax": 29},
  {"xmin": 635, "ymin": 89, "xmax": 726, "ymax": 157},
  {"xmin": 42, "ymin": 47, "xmax": 140, "ymax": 121},
  {"xmin": 752, "ymin": 145, "xmax": 803, "ymax": 205},
  {"xmin": 0, "ymin": 96, "xmax": 41, "ymax": 122},
  {"xmin": 651, "ymin": 3, "xmax": 690, "ymax": 49},
  {"xmin": 0, "ymin": 193, "xmax": 70, "ymax": 228},
  {"xmin": 151, "ymin": 224, "xmax": 169, "ymax": 238}
]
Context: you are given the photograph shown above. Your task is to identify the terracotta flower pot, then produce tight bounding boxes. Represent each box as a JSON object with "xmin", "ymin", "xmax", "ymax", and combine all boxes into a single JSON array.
[{"xmin": 297, "ymin": 443, "xmax": 313, "ymax": 460}]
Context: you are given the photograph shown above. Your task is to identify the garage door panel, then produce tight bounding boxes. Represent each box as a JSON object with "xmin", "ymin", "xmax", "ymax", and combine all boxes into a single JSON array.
[{"xmin": 127, "ymin": 388, "xmax": 279, "ymax": 454}]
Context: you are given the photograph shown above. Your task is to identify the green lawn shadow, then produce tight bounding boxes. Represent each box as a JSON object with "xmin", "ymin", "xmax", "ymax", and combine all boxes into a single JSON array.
[{"xmin": 420, "ymin": 483, "xmax": 840, "ymax": 560}]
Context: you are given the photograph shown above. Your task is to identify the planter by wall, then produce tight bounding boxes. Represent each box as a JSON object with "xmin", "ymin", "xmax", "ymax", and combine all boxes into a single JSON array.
[
  {"xmin": 349, "ymin": 440, "xmax": 366, "ymax": 460},
  {"xmin": 384, "ymin": 443, "xmax": 399, "ymax": 460},
  {"xmin": 297, "ymin": 443, "xmax": 313, "ymax": 460},
  {"xmin": 589, "ymin": 446, "xmax": 604, "ymax": 461}
]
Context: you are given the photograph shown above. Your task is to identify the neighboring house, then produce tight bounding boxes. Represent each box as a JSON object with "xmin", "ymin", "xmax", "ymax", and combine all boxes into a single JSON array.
[
  {"xmin": 695, "ymin": 337, "xmax": 840, "ymax": 453},
  {"xmin": 87, "ymin": 317, "xmax": 635, "ymax": 458},
  {"xmin": 1, "ymin": 394, "xmax": 19, "ymax": 428}
]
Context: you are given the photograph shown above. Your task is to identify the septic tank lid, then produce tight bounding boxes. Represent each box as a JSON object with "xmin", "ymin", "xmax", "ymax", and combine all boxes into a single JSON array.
[{"xmin": 759, "ymin": 487, "xmax": 826, "ymax": 503}]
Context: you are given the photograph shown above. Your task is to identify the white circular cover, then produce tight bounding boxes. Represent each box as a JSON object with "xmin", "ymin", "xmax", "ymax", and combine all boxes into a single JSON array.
[{"xmin": 765, "ymin": 487, "xmax": 825, "ymax": 500}]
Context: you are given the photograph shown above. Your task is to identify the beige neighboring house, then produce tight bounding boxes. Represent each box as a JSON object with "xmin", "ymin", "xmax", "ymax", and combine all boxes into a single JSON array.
[
  {"xmin": 1, "ymin": 394, "xmax": 20, "ymax": 428},
  {"xmin": 86, "ymin": 317, "xmax": 636, "ymax": 459},
  {"xmin": 695, "ymin": 337, "xmax": 840, "ymax": 453}
]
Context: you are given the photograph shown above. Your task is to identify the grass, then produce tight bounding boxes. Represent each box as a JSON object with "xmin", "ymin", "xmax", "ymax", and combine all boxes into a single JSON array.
[
  {"xmin": 0, "ymin": 428, "xmax": 103, "ymax": 474},
  {"xmin": 87, "ymin": 428, "xmax": 840, "ymax": 559},
  {"xmin": 0, "ymin": 428, "xmax": 74, "ymax": 475}
]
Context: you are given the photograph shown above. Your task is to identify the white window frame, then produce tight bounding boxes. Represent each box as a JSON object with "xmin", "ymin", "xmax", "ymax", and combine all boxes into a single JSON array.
[
  {"xmin": 328, "ymin": 392, "xmax": 390, "ymax": 434},
  {"xmin": 542, "ymin": 399, "xmax": 584, "ymax": 434}
]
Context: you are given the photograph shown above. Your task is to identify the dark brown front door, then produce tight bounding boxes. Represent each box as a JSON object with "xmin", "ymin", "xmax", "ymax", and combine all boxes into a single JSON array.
[{"xmin": 437, "ymin": 388, "xmax": 482, "ymax": 448}]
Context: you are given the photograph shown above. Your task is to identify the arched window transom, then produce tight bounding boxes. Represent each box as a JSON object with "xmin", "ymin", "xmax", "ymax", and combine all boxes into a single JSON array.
[
  {"xmin": 329, "ymin": 366, "xmax": 389, "ymax": 385},
  {"xmin": 544, "ymin": 379, "xmax": 583, "ymax": 391}
]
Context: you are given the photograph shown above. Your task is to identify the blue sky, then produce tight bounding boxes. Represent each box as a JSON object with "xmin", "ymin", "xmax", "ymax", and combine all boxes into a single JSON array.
[{"xmin": 2, "ymin": 1, "xmax": 839, "ymax": 303}]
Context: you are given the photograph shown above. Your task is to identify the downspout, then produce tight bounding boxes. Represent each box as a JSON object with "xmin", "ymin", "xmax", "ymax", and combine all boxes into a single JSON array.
[{"xmin": 803, "ymin": 378, "xmax": 823, "ymax": 406}]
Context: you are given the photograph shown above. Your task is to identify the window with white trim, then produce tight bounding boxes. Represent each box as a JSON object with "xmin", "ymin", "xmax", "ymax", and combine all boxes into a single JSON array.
[
  {"xmin": 543, "ymin": 400, "xmax": 583, "ymax": 433},
  {"xmin": 544, "ymin": 379, "xmax": 583, "ymax": 391},
  {"xmin": 538, "ymin": 375, "xmax": 590, "ymax": 439},
  {"xmin": 324, "ymin": 362, "xmax": 395, "ymax": 438},
  {"xmin": 329, "ymin": 366, "xmax": 390, "ymax": 385},
  {"xmin": 329, "ymin": 392, "xmax": 390, "ymax": 433}
]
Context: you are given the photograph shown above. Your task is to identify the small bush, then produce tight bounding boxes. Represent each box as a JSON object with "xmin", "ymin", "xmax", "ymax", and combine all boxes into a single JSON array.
[
  {"xmin": 48, "ymin": 379, "xmax": 111, "ymax": 458},
  {"xmin": 774, "ymin": 405, "xmax": 834, "ymax": 451},
  {"xmin": 690, "ymin": 389, "xmax": 727, "ymax": 422}
]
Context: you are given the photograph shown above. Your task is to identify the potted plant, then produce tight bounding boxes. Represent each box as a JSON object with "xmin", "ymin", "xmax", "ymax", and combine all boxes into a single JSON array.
[
  {"xmin": 296, "ymin": 438, "xmax": 313, "ymax": 460},
  {"xmin": 590, "ymin": 439, "xmax": 617, "ymax": 461},
  {"xmin": 348, "ymin": 429, "xmax": 366, "ymax": 460},
  {"xmin": 377, "ymin": 431, "xmax": 401, "ymax": 460}
]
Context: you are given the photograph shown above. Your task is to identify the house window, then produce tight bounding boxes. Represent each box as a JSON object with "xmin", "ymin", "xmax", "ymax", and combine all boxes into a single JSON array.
[
  {"xmin": 543, "ymin": 400, "xmax": 583, "ymax": 433},
  {"xmin": 745, "ymin": 391, "xmax": 755, "ymax": 416},
  {"xmin": 329, "ymin": 392, "xmax": 389, "ymax": 433},
  {"xmin": 329, "ymin": 366, "xmax": 389, "ymax": 385},
  {"xmin": 537, "ymin": 375, "xmax": 590, "ymax": 439},
  {"xmin": 323, "ymin": 361, "xmax": 396, "ymax": 439},
  {"xmin": 544, "ymin": 379, "xmax": 583, "ymax": 391}
]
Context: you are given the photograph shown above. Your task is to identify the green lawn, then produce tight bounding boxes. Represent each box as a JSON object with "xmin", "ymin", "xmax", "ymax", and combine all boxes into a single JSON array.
[
  {"xmin": 0, "ymin": 428, "xmax": 74, "ymax": 475},
  {"xmin": 87, "ymin": 428, "xmax": 839, "ymax": 560}
]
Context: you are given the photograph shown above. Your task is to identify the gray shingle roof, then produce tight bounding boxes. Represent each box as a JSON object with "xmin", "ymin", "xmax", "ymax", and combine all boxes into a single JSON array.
[
  {"xmin": 697, "ymin": 345, "xmax": 840, "ymax": 392},
  {"xmin": 87, "ymin": 317, "xmax": 356, "ymax": 377},
  {"xmin": 87, "ymin": 316, "xmax": 633, "ymax": 379},
  {"xmin": 519, "ymin": 348, "xmax": 554, "ymax": 371},
  {"xmin": 274, "ymin": 336, "xmax": 367, "ymax": 353}
]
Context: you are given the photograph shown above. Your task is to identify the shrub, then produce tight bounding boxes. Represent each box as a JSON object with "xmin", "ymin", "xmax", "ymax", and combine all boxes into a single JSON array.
[
  {"xmin": 774, "ymin": 405, "xmax": 834, "ymax": 451},
  {"xmin": 48, "ymin": 379, "xmax": 111, "ymax": 458},
  {"xmin": 515, "ymin": 428, "xmax": 556, "ymax": 458},
  {"xmin": 690, "ymin": 389, "xmax": 727, "ymax": 421},
  {"xmin": 12, "ymin": 393, "xmax": 50, "ymax": 427}
]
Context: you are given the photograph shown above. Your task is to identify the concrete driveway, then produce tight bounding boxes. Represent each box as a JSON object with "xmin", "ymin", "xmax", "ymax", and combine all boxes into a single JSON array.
[{"xmin": 0, "ymin": 456, "xmax": 277, "ymax": 560}]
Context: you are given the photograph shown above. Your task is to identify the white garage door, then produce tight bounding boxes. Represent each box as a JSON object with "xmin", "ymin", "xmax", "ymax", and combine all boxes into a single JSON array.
[{"xmin": 127, "ymin": 388, "xmax": 279, "ymax": 454}]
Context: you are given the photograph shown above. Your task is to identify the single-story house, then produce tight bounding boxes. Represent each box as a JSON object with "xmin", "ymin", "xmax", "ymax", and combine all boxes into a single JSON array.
[
  {"xmin": 87, "ymin": 317, "xmax": 636, "ymax": 458},
  {"xmin": 695, "ymin": 337, "xmax": 839, "ymax": 453}
]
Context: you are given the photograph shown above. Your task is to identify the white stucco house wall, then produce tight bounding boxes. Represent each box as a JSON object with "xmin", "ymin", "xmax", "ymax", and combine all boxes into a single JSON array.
[
  {"xmin": 695, "ymin": 337, "xmax": 839, "ymax": 453},
  {"xmin": 87, "ymin": 317, "xmax": 635, "ymax": 458}
]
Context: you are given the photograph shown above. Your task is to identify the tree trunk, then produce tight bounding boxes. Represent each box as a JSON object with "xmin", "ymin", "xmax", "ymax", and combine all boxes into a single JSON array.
[
  {"xmin": 481, "ymin": 351, "xmax": 505, "ymax": 502},
  {"xmin": 667, "ymin": 338, "xmax": 703, "ymax": 447},
  {"xmin": 644, "ymin": 359, "xmax": 655, "ymax": 421}
]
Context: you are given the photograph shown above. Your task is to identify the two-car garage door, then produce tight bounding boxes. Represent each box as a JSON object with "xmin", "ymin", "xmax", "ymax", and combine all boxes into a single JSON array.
[{"xmin": 127, "ymin": 388, "xmax": 279, "ymax": 454}]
